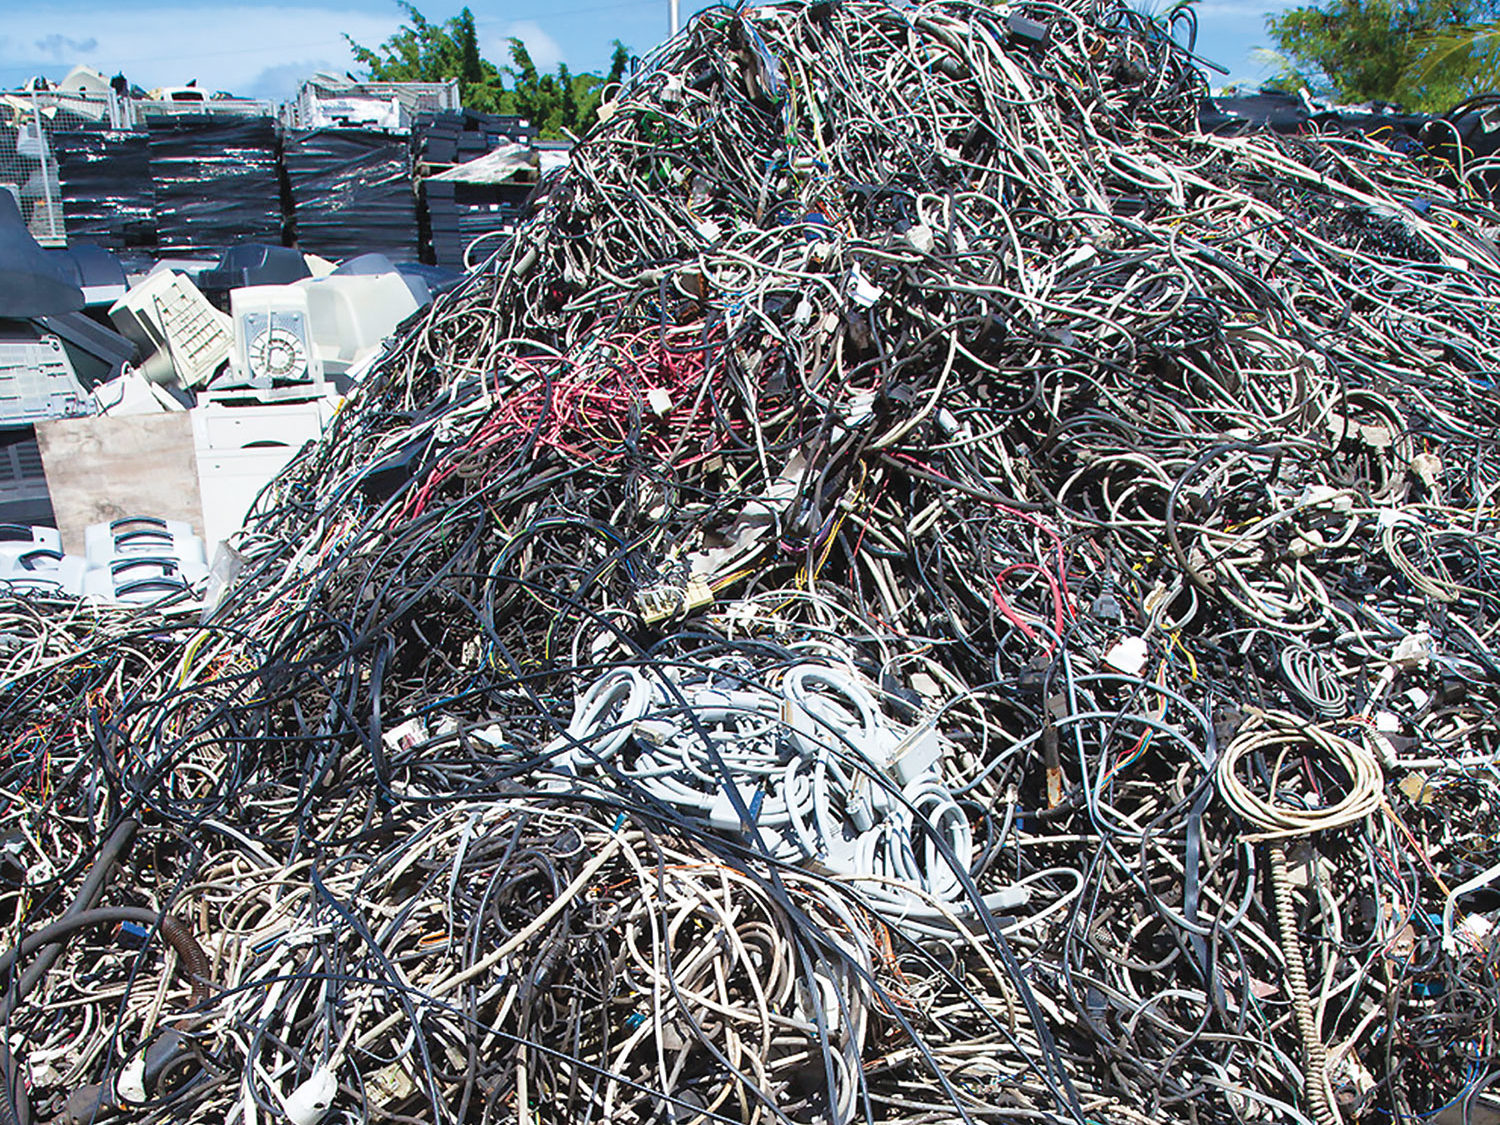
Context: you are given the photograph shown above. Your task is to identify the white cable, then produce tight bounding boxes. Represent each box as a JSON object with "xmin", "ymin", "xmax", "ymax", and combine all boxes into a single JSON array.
[{"xmin": 1216, "ymin": 710, "xmax": 1384, "ymax": 841}]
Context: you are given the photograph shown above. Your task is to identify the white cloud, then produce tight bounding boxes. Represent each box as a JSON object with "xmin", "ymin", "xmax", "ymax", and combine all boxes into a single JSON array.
[
  {"xmin": 244, "ymin": 59, "xmax": 344, "ymax": 101},
  {"xmin": 1, "ymin": 6, "xmax": 400, "ymax": 96},
  {"xmin": 34, "ymin": 35, "xmax": 100, "ymax": 61},
  {"xmin": 498, "ymin": 21, "xmax": 565, "ymax": 74}
]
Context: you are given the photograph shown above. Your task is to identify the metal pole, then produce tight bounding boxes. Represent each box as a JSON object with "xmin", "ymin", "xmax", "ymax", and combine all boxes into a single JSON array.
[{"xmin": 670, "ymin": 0, "xmax": 680, "ymax": 37}]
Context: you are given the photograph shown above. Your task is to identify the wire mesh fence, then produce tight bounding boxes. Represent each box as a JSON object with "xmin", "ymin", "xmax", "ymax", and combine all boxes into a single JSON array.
[{"xmin": 0, "ymin": 89, "xmax": 93, "ymax": 247}]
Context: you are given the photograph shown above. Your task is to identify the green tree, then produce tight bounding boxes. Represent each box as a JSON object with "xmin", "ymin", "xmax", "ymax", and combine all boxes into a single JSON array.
[
  {"xmin": 1265, "ymin": 0, "xmax": 1500, "ymax": 110},
  {"xmin": 496, "ymin": 40, "xmax": 628, "ymax": 137},
  {"xmin": 605, "ymin": 39, "xmax": 631, "ymax": 89},
  {"xmin": 346, "ymin": 4, "xmax": 505, "ymax": 111},
  {"xmin": 348, "ymin": 5, "xmax": 629, "ymax": 137},
  {"xmin": 1403, "ymin": 23, "xmax": 1500, "ymax": 106}
]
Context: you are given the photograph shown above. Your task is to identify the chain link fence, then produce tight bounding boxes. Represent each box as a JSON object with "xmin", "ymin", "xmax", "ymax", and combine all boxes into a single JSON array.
[
  {"xmin": 0, "ymin": 90, "xmax": 74, "ymax": 245},
  {"xmin": 0, "ymin": 87, "xmax": 131, "ymax": 247}
]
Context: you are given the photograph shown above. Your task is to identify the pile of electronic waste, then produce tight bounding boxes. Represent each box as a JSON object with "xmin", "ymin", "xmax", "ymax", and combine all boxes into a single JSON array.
[
  {"xmin": 5, "ymin": 4, "xmax": 1500, "ymax": 1125},
  {"xmin": 0, "ymin": 178, "xmax": 462, "ymax": 603},
  {"xmin": 3, "ymin": 193, "xmax": 453, "ymax": 420}
]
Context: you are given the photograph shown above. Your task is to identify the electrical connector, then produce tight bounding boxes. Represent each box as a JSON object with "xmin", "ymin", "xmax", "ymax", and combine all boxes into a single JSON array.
[
  {"xmin": 1391, "ymin": 628, "xmax": 1432, "ymax": 670},
  {"xmin": 887, "ymin": 727, "xmax": 943, "ymax": 786},
  {"xmin": 1005, "ymin": 12, "xmax": 1050, "ymax": 48},
  {"xmin": 367, "ymin": 1061, "xmax": 416, "ymax": 1107},
  {"xmin": 381, "ymin": 717, "xmax": 428, "ymax": 754},
  {"xmin": 115, "ymin": 920, "xmax": 151, "ymax": 950},
  {"xmin": 1409, "ymin": 451, "xmax": 1442, "ymax": 488},
  {"xmin": 636, "ymin": 578, "xmax": 713, "ymax": 624},
  {"xmin": 905, "ymin": 223, "xmax": 934, "ymax": 253},
  {"xmin": 1103, "ymin": 636, "xmax": 1149, "ymax": 676},
  {"xmin": 60, "ymin": 1086, "xmax": 116, "ymax": 1125},
  {"xmin": 845, "ymin": 264, "xmax": 885, "ymax": 308},
  {"xmin": 284, "ymin": 1068, "xmax": 337, "ymax": 1125},
  {"xmin": 646, "ymin": 387, "xmax": 674, "ymax": 416},
  {"xmin": 141, "ymin": 1030, "xmax": 200, "ymax": 1100}
]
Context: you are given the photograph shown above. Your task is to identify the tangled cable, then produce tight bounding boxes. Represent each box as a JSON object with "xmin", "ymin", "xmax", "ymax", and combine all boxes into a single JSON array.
[{"xmin": 3, "ymin": 2, "xmax": 1500, "ymax": 1124}]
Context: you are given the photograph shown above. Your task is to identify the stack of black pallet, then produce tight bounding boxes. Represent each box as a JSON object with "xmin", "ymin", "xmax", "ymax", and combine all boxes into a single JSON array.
[
  {"xmin": 145, "ymin": 115, "xmax": 284, "ymax": 255},
  {"xmin": 412, "ymin": 110, "xmax": 537, "ymax": 269},
  {"xmin": 410, "ymin": 110, "xmax": 536, "ymax": 167},
  {"xmin": 52, "ymin": 130, "xmax": 157, "ymax": 253},
  {"xmin": 283, "ymin": 128, "xmax": 420, "ymax": 263},
  {"xmin": 422, "ymin": 179, "xmax": 532, "ymax": 270}
]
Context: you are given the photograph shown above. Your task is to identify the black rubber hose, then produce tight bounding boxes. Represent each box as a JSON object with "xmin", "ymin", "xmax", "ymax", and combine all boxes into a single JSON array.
[
  {"xmin": 0, "ymin": 820, "xmax": 139, "ymax": 1125},
  {"xmin": 4, "ymin": 820, "xmax": 138, "ymax": 1021},
  {"xmin": 0, "ymin": 907, "xmax": 210, "ymax": 1007}
]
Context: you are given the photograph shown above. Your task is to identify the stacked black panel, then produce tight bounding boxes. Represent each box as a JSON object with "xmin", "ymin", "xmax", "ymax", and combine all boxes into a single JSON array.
[
  {"xmin": 422, "ymin": 180, "xmax": 531, "ymax": 270},
  {"xmin": 52, "ymin": 130, "xmax": 157, "ymax": 252},
  {"xmin": 409, "ymin": 110, "xmax": 535, "ymax": 167},
  {"xmin": 412, "ymin": 111, "xmax": 536, "ymax": 269},
  {"xmin": 283, "ymin": 128, "xmax": 419, "ymax": 263},
  {"xmin": 145, "ymin": 115, "xmax": 282, "ymax": 255}
]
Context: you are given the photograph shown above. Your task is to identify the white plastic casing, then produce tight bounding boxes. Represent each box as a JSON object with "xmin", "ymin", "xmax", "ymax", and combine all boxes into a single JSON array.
[
  {"xmin": 230, "ymin": 286, "xmax": 323, "ymax": 388},
  {"xmin": 284, "ymin": 1067, "xmax": 337, "ymax": 1125}
]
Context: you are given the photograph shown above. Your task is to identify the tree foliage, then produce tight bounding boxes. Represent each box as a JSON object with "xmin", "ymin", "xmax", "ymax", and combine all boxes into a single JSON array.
[
  {"xmin": 501, "ymin": 38, "xmax": 630, "ymax": 138},
  {"xmin": 1265, "ymin": 0, "xmax": 1500, "ymax": 111},
  {"xmin": 347, "ymin": 4, "xmax": 629, "ymax": 138},
  {"xmin": 1403, "ymin": 23, "xmax": 1500, "ymax": 107}
]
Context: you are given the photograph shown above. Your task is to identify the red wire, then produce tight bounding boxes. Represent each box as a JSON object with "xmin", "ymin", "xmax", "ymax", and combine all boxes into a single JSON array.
[{"xmin": 401, "ymin": 326, "xmax": 737, "ymax": 518}]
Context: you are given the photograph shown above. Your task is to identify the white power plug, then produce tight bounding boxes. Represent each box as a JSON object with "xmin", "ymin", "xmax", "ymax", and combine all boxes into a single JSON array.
[{"xmin": 284, "ymin": 1067, "xmax": 337, "ymax": 1125}]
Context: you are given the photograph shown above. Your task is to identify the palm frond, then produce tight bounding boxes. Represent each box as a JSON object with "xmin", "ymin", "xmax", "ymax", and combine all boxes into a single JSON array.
[{"xmin": 1402, "ymin": 23, "xmax": 1500, "ymax": 108}]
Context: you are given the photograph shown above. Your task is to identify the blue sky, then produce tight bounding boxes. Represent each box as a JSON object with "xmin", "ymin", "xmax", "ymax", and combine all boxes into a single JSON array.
[{"xmin": 0, "ymin": 0, "xmax": 1294, "ymax": 101}]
